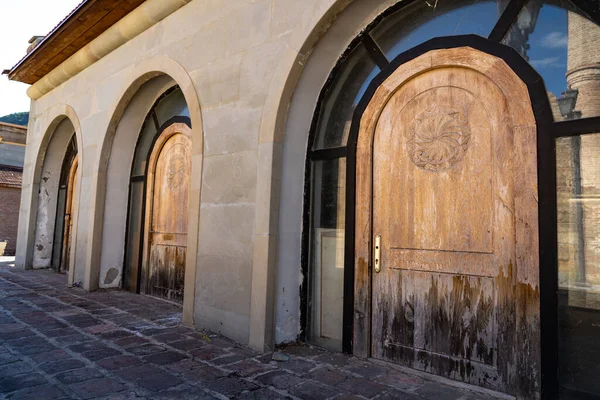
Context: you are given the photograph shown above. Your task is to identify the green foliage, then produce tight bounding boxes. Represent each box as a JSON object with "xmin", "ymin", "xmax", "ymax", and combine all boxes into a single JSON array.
[{"xmin": 0, "ymin": 112, "xmax": 29, "ymax": 126}]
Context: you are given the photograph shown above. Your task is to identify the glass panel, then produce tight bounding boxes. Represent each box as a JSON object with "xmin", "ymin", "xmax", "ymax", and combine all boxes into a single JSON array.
[
  {"xmin": 52, "ymin": 187, "xmax": 67, "ymax": 271},
  {"xmin": 503, "ymin": 0, "xmax": 600, "ymax": 121},
  {"xmin": 124, "ymin": 180, "xmax": 145, "ymax": 293},
  {"xmin": 371, "ymin": 0, "xmax": 500, "ymax": 61},
  {"xmin": 155, "ymin": 88, "xmax": 190, "ymax": 126},
  {"xmin": 309, "ymin": 158, "xmax": 346, "ymax": 351},
  {"xmin": 131, "ymin": 117, "xmax": 157, "ymax": 177},
  {"xmin": 556, "ymin": 133, "xmax": 600, "ymax": 398},
  {"xmin": 312, "ymin": 44, "xmax": 379, "ymax": 149}
]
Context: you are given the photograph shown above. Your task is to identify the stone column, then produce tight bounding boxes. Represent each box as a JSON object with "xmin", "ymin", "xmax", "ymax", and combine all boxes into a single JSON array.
[{"xmin": 567, "ymin": 13, "xmax": 600, "ymax": 118}]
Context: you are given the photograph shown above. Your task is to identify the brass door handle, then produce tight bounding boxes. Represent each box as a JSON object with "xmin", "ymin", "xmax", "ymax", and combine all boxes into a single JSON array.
[{"xmin": 374, "ymin": 235, "xmax": 381, "ymax": 273}]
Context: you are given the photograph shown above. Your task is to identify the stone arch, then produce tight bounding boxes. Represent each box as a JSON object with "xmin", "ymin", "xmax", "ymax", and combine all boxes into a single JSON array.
[
  {"xmin": 16, "ymin": 104, "xmax": 83, "ymax": 288},
  {"xmin": 265, "ymin": 0, "xmax": 549, "ymax": 358},
  {"xmin": 253, "ymin": 0, "xmax": 528, "ymax": 350},
  {"xmin": 98, "ymin": 75, "xmax": 177, "ymax": 290},
  {"xmin": 249, "ymin": 0, "xmax": 398, "ymax": 348},
  {"xmin": 88, "ymin": 55, "xmax": 202, "ymax": 325}
]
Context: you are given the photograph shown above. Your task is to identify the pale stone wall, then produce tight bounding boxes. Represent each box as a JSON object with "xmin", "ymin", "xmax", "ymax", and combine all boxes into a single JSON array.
[{"xmin": 17, "ymin": 0, "xmax": 362, "ymax": 348}]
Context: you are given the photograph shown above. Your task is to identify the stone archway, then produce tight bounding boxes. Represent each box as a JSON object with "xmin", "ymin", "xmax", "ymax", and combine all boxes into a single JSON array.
[
  {"xmin": 93, "ymin": 56, "xmax": 203, "ymax": 325},
  {"xmin": 16, "ymin": 105, "xmax": 83, "ymax": 287},
  {"xmin": 267, "ymin": 0, "xmax": 401, "ymax": 349}
]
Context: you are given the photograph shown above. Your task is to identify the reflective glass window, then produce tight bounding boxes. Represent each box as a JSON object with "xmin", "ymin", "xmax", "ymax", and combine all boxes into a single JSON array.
[
  {"xmin": 155, "ymin": 88, "xmax": 190, "ymax": 127},
  {"xmin": 556, "ymin": 133, "xmax": 600, "ymax": 398},
  {"xmin": 124, "ymin": 180, "xmax": 144, "ymax": 293},
  {"xmin": 52, "ymin": 187, "xmax": 67, "ymax": 269},
  {"xmin": 503, "ymin": 0, "xmax": 600, "ymax": 120},
  {"xmin": 371, "ymin": 0, "xmax": 501, "ymax": 60},
  {"xmin": 131, "ymin": 117, "xmax": 157, "ymax": 177},
  {"xmin": 312, "ymin": 44, "xmax": 379, "ymax": 150},
  {"xmin": 130, "ymin": 87, "xmax": 189, "ymax": 177},
  {"xmin": 308, "ymin": 158, "xmax": 346, "ymax": 351}
]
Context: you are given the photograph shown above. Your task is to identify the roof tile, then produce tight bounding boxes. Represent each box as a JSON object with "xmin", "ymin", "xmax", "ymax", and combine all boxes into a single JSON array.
[{"xmin": 0, "ymin": 166, "xmax": 23, "ymax": 189}]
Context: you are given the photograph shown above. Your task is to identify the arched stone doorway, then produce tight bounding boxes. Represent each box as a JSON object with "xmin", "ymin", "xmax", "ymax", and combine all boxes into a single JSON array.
[
  {"xmin": 281, "ymin": 0, "xmax": 600, "ymax": 398},
  {"xmin": 103, "ymin": 83, "xmax": 192, "ymax": 304},
  {"xmin": 96, "ymin": 61, "xmax": 202, "ymax": 324},
  {"xmin": 51, "ymin": 136, "xmax": 78, "ymax": 276},
  {"xmin": 28, "ymin": 115, "xmax": 82, "ymax": 286}
]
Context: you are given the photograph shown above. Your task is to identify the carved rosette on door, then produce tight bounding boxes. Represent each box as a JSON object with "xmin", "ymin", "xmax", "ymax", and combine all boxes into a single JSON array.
[
  {"xmin": 407, "ymin": 106, "xmax": 471, "ymax": 172},
  {"xmin": 165, "ymin": 145, "xmax": 189, "ymax": 191}
]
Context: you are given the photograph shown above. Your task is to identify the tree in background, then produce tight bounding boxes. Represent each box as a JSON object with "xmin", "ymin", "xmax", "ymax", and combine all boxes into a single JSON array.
[{"xmin": 0, "ymin": 112, "xmax": 29, "ymax": 126}]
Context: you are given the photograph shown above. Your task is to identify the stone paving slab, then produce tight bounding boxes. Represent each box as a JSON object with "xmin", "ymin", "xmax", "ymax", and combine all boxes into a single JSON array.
[{"xmin": 0, "ymin": 259, "xmax": 505, "ymax": 399}]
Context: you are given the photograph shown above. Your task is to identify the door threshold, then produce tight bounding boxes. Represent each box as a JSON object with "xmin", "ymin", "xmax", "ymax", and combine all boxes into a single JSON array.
[
  {"xmin": 368, "ymin": 358, "xmax": 516, "ymax": 400},
  {"xmin": 139, "ymin": 293, "xmax": 183, "ymax": 308}
]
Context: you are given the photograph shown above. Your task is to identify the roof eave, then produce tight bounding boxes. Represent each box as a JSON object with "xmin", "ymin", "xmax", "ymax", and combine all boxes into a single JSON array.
[{"xmin": 4, "ymin": 0, "xmax": 91, "ymax": 83}]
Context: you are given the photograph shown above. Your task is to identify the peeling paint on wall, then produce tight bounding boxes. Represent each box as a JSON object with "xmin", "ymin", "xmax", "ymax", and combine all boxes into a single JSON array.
[
  {"xmin": 103, "ymin": 267, "xmax": 119, "ymax": 285},
  {"xmin": 33, "ymin": 172, "xmax": 54, "ymax": 269}
]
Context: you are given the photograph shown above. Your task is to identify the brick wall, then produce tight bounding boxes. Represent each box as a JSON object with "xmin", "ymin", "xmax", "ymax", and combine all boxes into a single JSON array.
[
  {"xmin": 580, "ymin": 134, "xmax": 600, "ymax": 285},
  {"xmin": 0, "ymin": 186, "xmax": 21, "ymax": 256}
]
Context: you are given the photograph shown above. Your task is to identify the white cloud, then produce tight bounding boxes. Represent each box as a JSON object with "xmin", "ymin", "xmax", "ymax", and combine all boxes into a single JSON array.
[
  {"xmin": 0, "ymin": 0, "xmax": 82, "ymax": 117},
  {"xmin": 541, "ymin": 31, "xmax": 569, "ymax": 49},
  {"xmin": 529, "ymin": 56, "xmax": 563, "ymax": 68}
]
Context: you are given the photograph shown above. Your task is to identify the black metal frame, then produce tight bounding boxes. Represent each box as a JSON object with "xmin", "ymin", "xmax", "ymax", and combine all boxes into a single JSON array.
[
  {"xmin": 122, "ymin": 85, "xmax": 191, "ymax": 294},
  {"xmin": 301, "ymin": 1, "xmax": 600, "ymax": 398}
]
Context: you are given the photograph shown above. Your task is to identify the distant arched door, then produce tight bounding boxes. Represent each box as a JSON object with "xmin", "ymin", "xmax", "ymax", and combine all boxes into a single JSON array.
[
  {"xmin": 141, "ymin": 122, "xmax": 191, "ymax": 303},
  {"xmin": 61, "ymin": 155, "xmax": 79, "ymax": 273}
]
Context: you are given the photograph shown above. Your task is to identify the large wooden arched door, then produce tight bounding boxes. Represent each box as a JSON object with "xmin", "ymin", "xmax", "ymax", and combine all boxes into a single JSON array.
[
  {"xmin": 354, "ymin": 47, "xmax": 540, "ymax": 396},
  {"xmin": 61, "ymin": 155, "xmax": 78, "ymax": 273},
  {"xmin": 142, "ymin": 123, "xmax": 191, "ymax": 304}
]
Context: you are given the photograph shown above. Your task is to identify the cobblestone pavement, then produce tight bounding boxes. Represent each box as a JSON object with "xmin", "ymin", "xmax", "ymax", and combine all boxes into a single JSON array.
[{"xmin": 0, "ymin": 259, "xmax": 502, "ymax": 400}]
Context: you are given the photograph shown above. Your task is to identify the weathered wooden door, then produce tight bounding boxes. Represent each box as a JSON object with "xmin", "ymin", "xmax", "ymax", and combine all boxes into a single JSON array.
[
  {"xmin": 355, "ymin": 48, "xmax": 541, "ymax": 397},
  {"xmin": 143, "ymin": 123, "xmax": 191, "ymax": 304},
  {"xmin": 61, "ymin": 155, "xmax": 78, "ymax": 273}
]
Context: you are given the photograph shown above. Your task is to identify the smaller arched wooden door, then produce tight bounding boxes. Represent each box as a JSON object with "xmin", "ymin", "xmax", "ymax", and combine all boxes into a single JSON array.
[
  {"xmin": 61, "ymin": 155, "xmax": 79, "ymax": 273},
  {"xmin": 142, "ymin": 123, "xmax": 191, "ymax": 304}
]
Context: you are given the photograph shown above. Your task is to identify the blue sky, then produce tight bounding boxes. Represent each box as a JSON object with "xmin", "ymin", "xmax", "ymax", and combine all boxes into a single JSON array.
[
  {"xmin": 384, "ymin": 1, "xmax": 500, "ymax": 60},
  {"xmin": 369, "ymin": 1, "xmax": 571, "ymax": 100},
  {"xmin": 525, "ymin": 4, "xmax": 570, "ymax": 97}
]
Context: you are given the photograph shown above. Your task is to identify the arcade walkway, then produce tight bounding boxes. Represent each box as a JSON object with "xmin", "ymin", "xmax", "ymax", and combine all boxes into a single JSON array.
[{"xmin": 0, "ymin": 258, "xmax": 504, "ymax": 399}]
